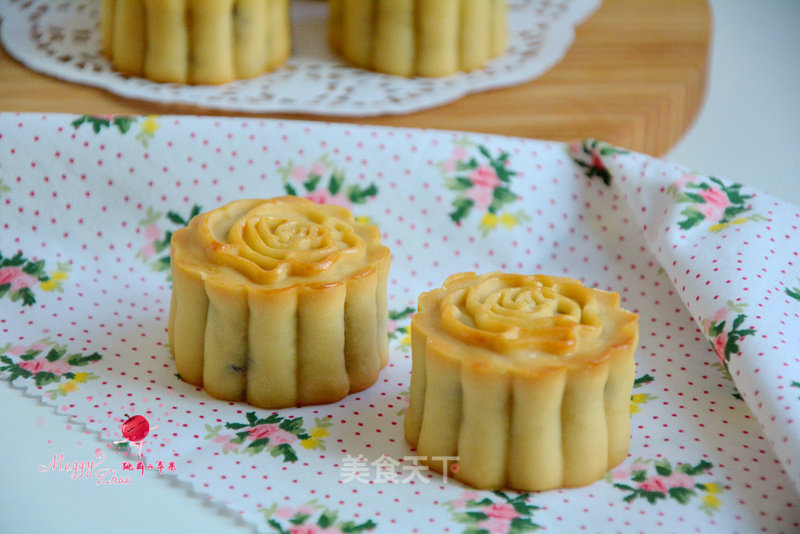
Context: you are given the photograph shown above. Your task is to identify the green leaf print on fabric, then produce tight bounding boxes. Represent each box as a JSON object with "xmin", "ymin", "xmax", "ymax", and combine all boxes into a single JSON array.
[
  {"xmin": 0, "ymin": 250, "xmax": 70, "ymax": 306},
  {"xmin": 136, "ymin": 204, "xmax": 201, "ymax": 278},
  {"xmin": 204, "ymin": 412, "xmax": 331, "ymax": 461},
  {"xmin": 667, "ymin": 174, "xmax": 766, "ymax": 232},
  {"xmin": 630, "ymin": 374, "xmax": 657, "ymax": 414},
  {"xmin": 278, "ymin": 155, "xmax": 378, "ymax": 211},
  {"xmin": 443, "ymin": 490, "xmax": 541, "ymax": 533},
  {"xmin": 786, "ymin": 279, "xmax": 800, "ymax": 301},
  {"xmin": 387, "ymin": 306, "xmax": 414, "ymax": 347},
  {"xmin": 261, "ymin": 500, "xmax": 377, "ymax": 533},
  {"xmin": 608, "ymin": 458, "xmax": 725, "ymax": 515},
  {"xmin": 71, "ymin": 115, "xmax": 160, "ymax": 147},
  {"xmin": 440, "ymin": 138, "xmax": 530, "ymax": 236},
  {"xmin": 0, "ymin": 178, "xmax": 10, "ymax": 199},
  {"xmin": 701, "ymin": 300, "xmax": 756, "ymax": 370},
  {"xmin": 567, "ymin": 139, "xmax": 629, "ymax": 186},
  {"xmin": 0, "ymin": 338, "xmax": 102, "ymax": 398}
]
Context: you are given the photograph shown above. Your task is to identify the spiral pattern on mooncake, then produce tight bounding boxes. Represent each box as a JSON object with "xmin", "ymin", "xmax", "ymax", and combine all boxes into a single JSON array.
[
  {"xmin": 405, "ymin": 272, "xmax": 638, "ymax": 491},
  {"xmin": 205, "ymin": 198, "xmax": 368, "ymax": 283},
  {"xmin": 168, "ymin": 197, "xmax": 390, "ymax": 408}
]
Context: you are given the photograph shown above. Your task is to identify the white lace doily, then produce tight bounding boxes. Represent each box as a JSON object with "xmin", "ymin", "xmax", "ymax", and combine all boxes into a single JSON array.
[{"xmin": 0, "ymin": 0, "xmax": 600, "ymax": 116}]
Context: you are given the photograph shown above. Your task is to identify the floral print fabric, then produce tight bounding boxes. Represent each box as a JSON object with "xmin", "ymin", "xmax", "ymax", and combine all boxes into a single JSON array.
[{"xmin": 1, "ymin": 114, "xmax": 798, "ymax": 533}]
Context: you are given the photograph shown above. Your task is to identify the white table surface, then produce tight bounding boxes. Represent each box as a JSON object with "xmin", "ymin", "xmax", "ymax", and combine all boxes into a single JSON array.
[{"xmin": 2, "ymin": 1, "xmax": 799, "ymax": 533}]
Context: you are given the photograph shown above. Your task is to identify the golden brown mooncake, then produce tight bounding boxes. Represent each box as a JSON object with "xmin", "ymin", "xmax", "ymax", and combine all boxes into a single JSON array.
[
  {"xmin": 405, "ymin": 272, "xmax": 638, "ymax": 491},
  {"xmin": 168, "ymin": 197, "xmax": 391, "ymax": 408},
  {"xmin": 328, "ymin": 0, "xmax": 508, "ymax": 77},
  {"xmin": 100, "ymin": 0, "xmax": 291, "ymax": 84}
]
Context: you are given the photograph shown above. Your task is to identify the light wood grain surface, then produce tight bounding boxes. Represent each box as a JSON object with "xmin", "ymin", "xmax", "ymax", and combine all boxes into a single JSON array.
[{"xmin": 0, "ymin": 0, "xmax": 710, "ymax": 156}]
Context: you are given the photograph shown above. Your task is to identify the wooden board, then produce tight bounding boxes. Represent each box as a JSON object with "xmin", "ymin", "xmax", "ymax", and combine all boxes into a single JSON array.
[{"xmin": 0, "ymin": 0, "xmax": 710, "ymax": 156}]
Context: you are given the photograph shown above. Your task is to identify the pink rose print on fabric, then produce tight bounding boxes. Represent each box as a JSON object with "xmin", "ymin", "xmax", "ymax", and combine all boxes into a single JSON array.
[
  {"xmin": 261, "ymin": 501, "xmax": 376, "ymax": 533},
  {"xmin": 247, "ymin": 424, "xmax": 297, "ymax": 445},
  {"xmin": 450, "ymin": 490, "xmax": 482, "ymax": 510},
  {"xmin": 7, "ymin": 342, "xmax": 49, "ymax": 357},
  {"xmin": 485, "ymin": 502, "xmax": 520, "ymax": 520},
  {"xmin": 0, "ymin": 250, "xmax": 66, "ymax": 307},
  {"xmin": 279, "ymin": 155, "xmax": 377, "ymax": 207},
  {"xmin": 712, "ymin": 331, "xmax": 729, "ymax": 362},
  {"xmin": 304, "ymin": 189, "xmax": 353, "ymax": 210},
  {"xmin": 668, "ymin": 175, "xmax": 765, "ymax": 232},
  {"xmin": 136, "ymin": 205, "xmax": 201, "ymax": 278},
  {"xmin": 479, "ymin": 516, "xmax": 513, "ymax": 534},
  {"xmin": 568, "ymin": 138, "xmax": 629, "ymax": 186},
  {"xmin": 469, "ymin": 164, "xmax": 502, "ymax": 189},
  {"xmin": 211, "ymin": 433, "xmax": 241, "ymax": 453},
  {"xmin": 19, "ymin": 358, "xmax": 71, "ymax": 376},
  {"xmin": 204, "ymin": 412, "xmax": 317, "ymax": 462},
  {"xmin": 465, "ymin": 184, "xmax": 494, "ymax": 211},
  {"xmin": 387, "ymin": 307, "xmax": 414, "ymax": 346},
  {"xmin": 0, "ymin": 338, "xmax": 102, "ymax": 393},
  {"xmin": 695, "ymin": 186, "xmax": 730, "ymax": 221},
  {"xmin": 611, "ymin": 458, "xmax": 725, "ymax": 515},
  {"xmin": 291, "ymin": 164, "xmax": 310, "ymax": 182},
  {"xmin": 0, "ymin": 266, "xmax": 38, "ymax": 292},
  {"xmin": 442, "ymin": 146, "xmax": 470, "ymax": 172},
  {"xmin": 703, "ymin": 301, "xmax": 756, "ymax": 370},
  {"xmin": 444, "ymin": 491, "xmax": 540, "ymax": 532},
  {"xmin": 440, "ymin": 140, "xmax": 529, "ymax": 234},
  {"xmin": 638, "ymin": 475, "xmax": 670, "ymax": 494}
]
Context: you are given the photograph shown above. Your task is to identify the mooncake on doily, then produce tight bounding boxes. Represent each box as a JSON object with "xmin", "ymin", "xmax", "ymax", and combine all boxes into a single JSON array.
[
  {"xmin": 405, "ymin": 272, "xmax": 638, "ymax": 490},
  {"xmin": 328, "ymin": 0, "xmax": 508, "ymax": 77},
  {"xmin": 168, "ymin": 197, "xmax": 390, "ymax": 408},
  {"xmin": 100, "ymin": 0, "xmax": 290, "ymax": 84}
]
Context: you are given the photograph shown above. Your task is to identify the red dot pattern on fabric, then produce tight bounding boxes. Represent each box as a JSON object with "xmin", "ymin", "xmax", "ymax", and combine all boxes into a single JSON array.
[{"xmin": 1, "ymin": 115, "xmax": 798, "ymax": 532}]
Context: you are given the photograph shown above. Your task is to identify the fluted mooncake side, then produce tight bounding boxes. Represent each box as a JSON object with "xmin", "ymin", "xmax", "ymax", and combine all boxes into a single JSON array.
[
  {"xmin": 100, "ymin": 0, "xmax": 290, "ymax": 84},
  {"xmin": 168, "ymin": 197, "xmax": 390, "ymax": 408},
  {"xmin": 404, "ymin": 272, "xmax": 638, "ymax": 491},
  {"xmin": 328, "ymin": 0, "xmax": 508, "ymax": 77}
]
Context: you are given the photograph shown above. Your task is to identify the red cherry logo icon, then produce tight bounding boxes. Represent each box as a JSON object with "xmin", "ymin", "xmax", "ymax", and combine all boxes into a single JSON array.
[{"xmin": 121, "ymin": 414, "xmax": 150, "ymax": 443}]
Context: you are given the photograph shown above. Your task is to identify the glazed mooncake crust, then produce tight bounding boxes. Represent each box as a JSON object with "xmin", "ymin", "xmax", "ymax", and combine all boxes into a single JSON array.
[
  {"xmin": 168, "ymin": 197, "xmax": 390, "ymax": 408},
  {"xmin": 404, "ymin": 272, "xmax": 638, "ymax": 491},
  {"xmin": 100, "ymin": 0, "xmax": 290, "ymax": 84},
  {"xmin": 328, "ymin": 0, "xmax": 508, "ymax": 77}
]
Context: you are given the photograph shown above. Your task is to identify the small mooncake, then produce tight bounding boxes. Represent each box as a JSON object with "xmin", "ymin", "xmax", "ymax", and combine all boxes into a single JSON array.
[
  {"xmin": 168, "ymin": 196, "xmax": 390, "ymax": 408},
  {"xmin": 405, "ymin": 272, "xmax": 638, "ymax": 491}
]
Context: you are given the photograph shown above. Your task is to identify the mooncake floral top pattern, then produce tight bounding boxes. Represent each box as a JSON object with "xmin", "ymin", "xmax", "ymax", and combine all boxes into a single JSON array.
[
  {"xmin": 171, "ymin": 197, "xmax": 388, "ymax": 286},
  {"xmin": 424, "ymin": 272, "xmax": 635, "ymax": 359}
]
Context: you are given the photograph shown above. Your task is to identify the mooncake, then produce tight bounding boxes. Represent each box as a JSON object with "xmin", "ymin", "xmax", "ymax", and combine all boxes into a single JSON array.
[
  {"xmin": 405, "ymin": 272, "xmax": 638, "ymax": 490},
  {"xmin": 328, "ymin": 0, "xmax": 508, "ymax": 77},
  {"xmin": 100, "ymin": 0, "xmax": 291, "ymax": 84},
  {"xmin": 168, "ymin": 197, "xmax": 390, "ymax": 408}
]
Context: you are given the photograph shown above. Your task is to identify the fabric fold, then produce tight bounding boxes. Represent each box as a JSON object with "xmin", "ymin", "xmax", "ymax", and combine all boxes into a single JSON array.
[{"xmin": 577, "ymin": 140, "xmax": 800, "ymax": 492}]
